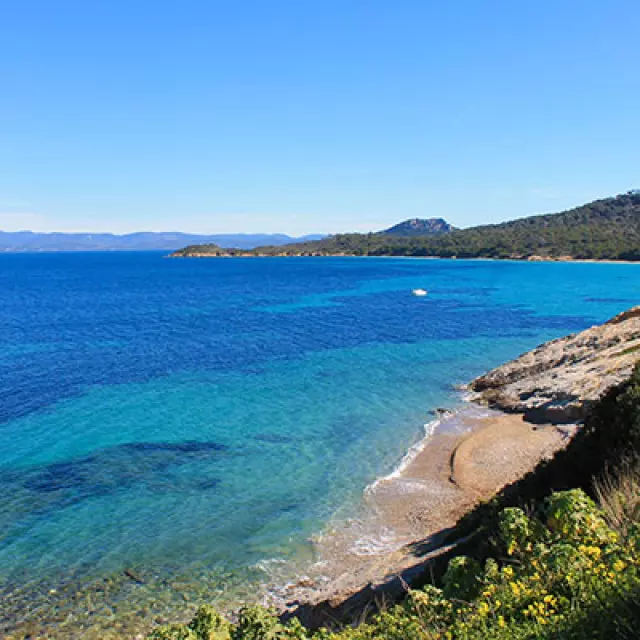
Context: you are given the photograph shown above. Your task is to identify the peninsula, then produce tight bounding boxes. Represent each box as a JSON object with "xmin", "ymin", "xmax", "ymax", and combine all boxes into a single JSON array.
[{"xmin": 170, "ymin": 191, "xmax": 640, "ymax": 261}]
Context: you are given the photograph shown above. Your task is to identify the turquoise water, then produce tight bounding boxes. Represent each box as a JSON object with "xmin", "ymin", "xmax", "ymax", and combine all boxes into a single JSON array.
[{"xmin": 0, "ymin": 254, "xmax": 638, "ymax": 636}]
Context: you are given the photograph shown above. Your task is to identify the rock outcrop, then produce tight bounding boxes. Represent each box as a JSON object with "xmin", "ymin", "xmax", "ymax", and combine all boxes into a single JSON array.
[
  {"xmin": 382, "ymin": 218, "xmax": 455, "ymax": 236},
  {"xmin": 470, "ymin": 306, "xmax": 640, "ymax": 423}
]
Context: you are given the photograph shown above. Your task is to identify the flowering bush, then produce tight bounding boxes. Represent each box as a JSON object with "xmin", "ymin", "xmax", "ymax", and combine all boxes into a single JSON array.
[
  {"xmin": 145, "ymin": 485, "xmax": 640, "ymax": 640},
  {"xmin": 545, "ymin": 489, "xmax": 616, "ymax": 545},
  {"xmin": 322, "ymin": 489, "xmax": 639, "ymax": 640},
  {"xmin": 146, "ymin": 487, "xmax": 639, "ymax": 640}
]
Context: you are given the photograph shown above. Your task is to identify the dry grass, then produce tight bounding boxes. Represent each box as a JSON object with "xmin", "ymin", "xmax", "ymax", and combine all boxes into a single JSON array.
[{"xmin": 594, "ymin": 463, "xmax": 640, "ymax": 538}]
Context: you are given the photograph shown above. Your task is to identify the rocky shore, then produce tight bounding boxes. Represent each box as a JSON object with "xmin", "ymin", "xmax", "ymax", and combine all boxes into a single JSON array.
[{"xmin": 470, "ymin": 306, "xmax": 640, "ymax": 423}]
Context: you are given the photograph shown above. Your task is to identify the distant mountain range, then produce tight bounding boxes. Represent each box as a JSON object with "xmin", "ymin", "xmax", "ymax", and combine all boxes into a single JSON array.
[
  {"xmin": 0, "ymin": 217, "xmax": 454, "ymax": 252},
  {"xmin": 0, "ymin": 231, "xmax": 325, "ymax": 252},
  {"xmin": 7, "ymin": 191, "xmax": 640, "ymax": 261},
  {"xmin": 172, "ymin": 192, "xmax": 640, "ymax": 261},
  {"xmin": 382, "ymin": 217, "xmax": 455, "ymax": 236}
]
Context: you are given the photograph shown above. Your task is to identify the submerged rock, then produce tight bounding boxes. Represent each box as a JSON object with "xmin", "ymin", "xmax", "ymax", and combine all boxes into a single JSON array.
[
  {"xmin": 469, "ymin": 306, "xmax": 640, "ymax": 423},
  {"xmin": 124, "ymin": 569, "xmax": 145, "ymax": 584},
  {"xmin": 0, "ymin": 439, "xmax": 227, "ymax": 524}
]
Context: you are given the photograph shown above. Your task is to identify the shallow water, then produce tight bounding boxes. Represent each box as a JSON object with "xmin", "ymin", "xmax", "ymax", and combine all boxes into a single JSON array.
[{"xmin": 0, "ymin": 254, "xmax": 638, "ymax": 636}]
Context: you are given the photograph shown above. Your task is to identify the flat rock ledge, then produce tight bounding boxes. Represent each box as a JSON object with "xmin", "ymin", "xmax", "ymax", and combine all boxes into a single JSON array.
[{"xmin": 469, "ymin": 306, "xmax": 640, "ymax": 423}]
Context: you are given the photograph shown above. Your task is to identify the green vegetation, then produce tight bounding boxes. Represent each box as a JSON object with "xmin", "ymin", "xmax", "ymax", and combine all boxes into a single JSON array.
[
  {"xmin": 148, "ymin": 604, "xmax": 307, "ymax": 640},
  {"xmin": 145, "ymin": 364, "xmax": 640, "ymax": 639},
  {"xmin": 322, "ymin": 487, "xmax": 639, "ymax": 639},
  {"xmin": 171, "ymin": 243, "xmax": 230, "ymax": 257},
  {"xmin": 173, "ymin": 192, "xmax": 640, "ymax": 260}
]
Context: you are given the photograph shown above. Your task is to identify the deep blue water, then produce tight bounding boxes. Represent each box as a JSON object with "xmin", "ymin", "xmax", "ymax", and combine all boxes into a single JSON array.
[{"xmin": 0, "ymin": 253, "xmax": 638, "ymax": 634}]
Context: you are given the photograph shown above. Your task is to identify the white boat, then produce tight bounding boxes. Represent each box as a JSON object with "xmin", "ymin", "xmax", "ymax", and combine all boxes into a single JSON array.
[{"xmin": 412, "ymin": 288, "xmax": 428, "ymax": 296}]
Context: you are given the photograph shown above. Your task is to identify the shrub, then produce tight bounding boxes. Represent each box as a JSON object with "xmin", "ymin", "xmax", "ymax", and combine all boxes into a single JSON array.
[
  {"xmin": 497, "ymin": 507, "xmax": 546, "ymax": 556},
  {"xmin": 189, "ymin": 605, "xmax": 232, "ymax": 640},
  {"xmin": 545, "ymin": 489, "xmax": 616, "ymax": 545},
  {"xmin": 442, "ymin": 556, "xmax": 482, "ymax": 600},
  {"xmin": 232, "ymin": 606, "xmax": 309, "ymax": 640},
  {"xmin": 148, "ymin": 624, "xmax": 198, "ymax": 640}
]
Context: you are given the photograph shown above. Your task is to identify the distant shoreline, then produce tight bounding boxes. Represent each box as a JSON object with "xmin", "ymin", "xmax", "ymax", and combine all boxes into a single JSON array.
[
  {"xmin": 0, "ymin": 250, "xmax": 637, "ymax": 264},
  {"xmin": 169, "ymin": 252, "xmax": 640, "ymax": 265}
]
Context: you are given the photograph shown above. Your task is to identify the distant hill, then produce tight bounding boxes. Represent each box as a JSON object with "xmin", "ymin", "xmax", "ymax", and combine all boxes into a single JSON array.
[
  {"xmin": 0, "ymin": 231, "xmax": 325, "ymax": 252},
  {"xmin": 382, "ymin": 217, "xmax": 455, "ymax": 236},
  {"xmin": 172, "ymin": 192, "xmax": 640, "ymax": 261}
]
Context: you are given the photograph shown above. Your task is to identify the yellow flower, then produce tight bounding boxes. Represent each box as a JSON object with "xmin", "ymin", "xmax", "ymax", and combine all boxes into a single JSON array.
[
  {"xmin": 482, "ymin": 584, "xmax": 496, "ymax": 597},
  {"xmin": 498, "ymin": 615, "xmax": 505, "ymax": 628},
  {"xmin": 613, "ymin": 560, "xmax": 626, "ymax": 572}
]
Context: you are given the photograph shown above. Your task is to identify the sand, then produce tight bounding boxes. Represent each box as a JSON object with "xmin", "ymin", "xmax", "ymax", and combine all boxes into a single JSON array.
[{"xmin": 278, "ymin": 408, "xmax": 577, "ymax": 622}]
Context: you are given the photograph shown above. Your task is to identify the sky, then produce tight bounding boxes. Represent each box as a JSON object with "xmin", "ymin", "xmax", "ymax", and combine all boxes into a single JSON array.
[{"xmin": 0, "ymin": 1, "xmax": 638, "ymax": 235}]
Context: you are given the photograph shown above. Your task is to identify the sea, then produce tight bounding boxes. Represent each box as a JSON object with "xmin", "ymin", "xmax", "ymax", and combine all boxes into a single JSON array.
[{"xmin": 0, "ymin": 253, "xmax": 638, "ymax": 637}]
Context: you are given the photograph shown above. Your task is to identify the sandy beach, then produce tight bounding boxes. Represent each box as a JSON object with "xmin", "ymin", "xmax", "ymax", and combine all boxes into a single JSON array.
[{"xmin": 277, "ymin": 406, "xmax": 577, "ymax": 623}]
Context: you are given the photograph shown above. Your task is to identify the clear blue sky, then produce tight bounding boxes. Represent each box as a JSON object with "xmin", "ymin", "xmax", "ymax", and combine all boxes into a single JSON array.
[{"xmin": 1, "ymin": 1, "xmax": 638, "ymax": 234}]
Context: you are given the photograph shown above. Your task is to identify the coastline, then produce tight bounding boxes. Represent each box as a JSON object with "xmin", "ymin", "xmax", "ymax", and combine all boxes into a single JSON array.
[
  {"xmin": 169, "ymin": 252, "xmax": 640, "ymax": 265},
  {"xmin": 5, "ymin": 303, "xmax": 636, "ymax": 639},
  {"xmin": 0, "ymin": 396, "xmax": 584, "ymax": 640},
  {"xmin": 268, "ymin": 402, "xmax": 576, "ymax": 624},
  {"xmin": 272, "ymin": 304, "xmax": 639, "ymax": 626}
]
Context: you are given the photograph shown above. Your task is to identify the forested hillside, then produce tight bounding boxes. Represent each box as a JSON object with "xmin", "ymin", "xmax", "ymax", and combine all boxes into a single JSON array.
[{"xmin": 173, "ymin": 192, "xmax": 640, "ymax": 260}]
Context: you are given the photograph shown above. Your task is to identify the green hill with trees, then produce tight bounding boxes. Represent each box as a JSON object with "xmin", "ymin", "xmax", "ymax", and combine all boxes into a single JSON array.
[{"xmin": 172, "ymin": 191, "xmax": 640, "ymax": 260}]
